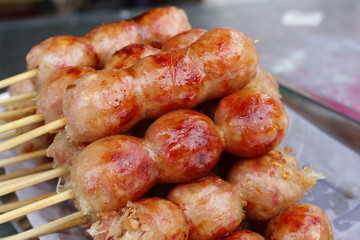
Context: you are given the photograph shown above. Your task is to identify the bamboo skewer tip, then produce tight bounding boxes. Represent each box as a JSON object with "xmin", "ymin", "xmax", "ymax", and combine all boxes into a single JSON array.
[
  {"xmin": 0, "ymin": 211, "xmax": 86, "ymax": 240},
  {"xmin": 0, "ymin": 69, "xmax": 38, "ymax": 89},
  {"xmin": 0, "ymin": 149, "xmax": 47, "ymax": 168},
  {"xmin": 0, "ymin": 106, "xmax": 37, "ymax": 121},
  {"xmin": 0, "ymin": 114, "xmax": 45, "ymax": 135},
  {"xmin": 0, "ymin": 189, "xmax": 74, "ymax": 224},
  {"xmin": 0, "ymin": 92, "xmax": 36, "ymax": 107},
  {"xmin": 0, "ymin": 166, "xmax": 69, "ymax": 197},
  {"xmin": 0, "ymin": 117, "xmax": 66, "ymax": 153}
]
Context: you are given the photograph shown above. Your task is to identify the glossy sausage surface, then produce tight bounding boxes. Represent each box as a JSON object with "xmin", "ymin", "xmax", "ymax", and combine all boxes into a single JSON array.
[
  {"xmin": 63, "ymin": 28, "xmax": 259, "ymax": 142},
  {"xmin": 89, "ymin": 198, "xmax": 189, "ymax": 240},
  {"xmin": 215, "ymin": 88, "xmax": 288, "ymax": 158},
  {"xmin": 227, "ymin": 148, "xmax": 323, "ymax": 221},
  {"xmin": 168, "ymin": 175, "xmax": 246, "ymax": 240},
  {"xmin": 26, "ymin": 7, "xmax": 190, "ymax": 86},
  {"xmin": 71, "ymin": 110, "xmax": 222, "ymax": 217},
  {"xmin": 265, "ymin": 204, "xmax": 334, "ymax": 240},
  {"xmin": 222, "ymin": 230, "xmax": 265, "ymax": 240}
]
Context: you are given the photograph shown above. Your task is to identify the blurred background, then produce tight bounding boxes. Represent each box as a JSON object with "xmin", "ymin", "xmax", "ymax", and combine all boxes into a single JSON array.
[{"xmin": 0, "ymin": 0, "xmax": 207, "ymax": 19}]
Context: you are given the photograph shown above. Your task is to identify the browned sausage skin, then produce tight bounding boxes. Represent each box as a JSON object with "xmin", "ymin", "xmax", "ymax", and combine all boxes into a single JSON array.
[
  {"xmin": 245, "ymin": 68, "xmax": 281, "ymax": 99},
  {"xmin": 215, "ymin": 88, "xmax": 288, "ymax": 158},
  {"xmin": 168, "ymin": 175, "xmax": 246, "ymax": 240},
  {"xmin": 227, "ymin": 148, "xmax": 324, "ymax": 221},
  {"xmin": 47, "ymin": 130, "xmax": 87, "ymax": 168},
  {"xmin": 222, "ymin": 230, "xmax": 265, "ymax": 240},
  {"xmin": 145, "ymin": 110, "xmax": 223, "ymax": 183},
  {"xmin": 56, "ymin": 86, "xmax": 287, "ymax": 170},
  {"xmin": 38, "ymin": 43, "xmax": 162, "ymax": 124},
  {"xmin": 71, "ymin": 110, "xmax": 223, "ymax": 218},
  {"xmin": 85, "ymin": 6, "xmax": 191, "ymax": 66},
  {"xmin": 37, "ymin": 27, "xmax": 205, "ymax": 125},
  {"xmin": 71, "ymin": 135, "xmax": 158, "ymax": 217},
  {"xmin": 162, "ymin": 28, "xmax": 207, "ymax": 51},
  {"xmin": 265, "ymin": 203, "xmax": 334, "ymax": 240},
  {"xmin": 63, "ymin": 28, "xmax": 259, "ymax": 143},
  {"xmin": 26, "ymin": 36, "xmax": 98, "ymax": 87},
  {"xmin": 88, "ymin": 198, "xmax": 189, "ymax": 240},
  {"xmin": 26, "ymin": 7, "xmax": 191, "ymax": 85},
  {"xmin": 104, "ymin": 43, "xmax": 161, "ymax": 70},
  {"xmin": 36, "ymin": 66, "xmax": 95, "ymax": 123},
  {"xmin": 48, "ymin": 78, "xmax": 286, "ymax": 169}
]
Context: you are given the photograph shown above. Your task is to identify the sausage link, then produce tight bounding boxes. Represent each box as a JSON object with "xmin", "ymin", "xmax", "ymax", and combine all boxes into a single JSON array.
[
  {"xmin": 162, "ymin": 28, "xmax": 207, "ymax": 51},
  {"xmin": 104, "ymin": 43, "xmax": 161, "ymax": 70},
  {"xmin": 36, "ymin": 66, "xmax": 95, "ymax": 123},
  {"xmin": 69, "ymin": 96, "xmax": 285, "ymax": 218},
  {"xmin": 221, "ymin": 230, "xmax": 265, "ymax": 240},
  {"xmin": 88, "ymin": 198, "xmax": 189, "ymax": 240},
  {"xmin": 26, "ymin": 7, "xmax": 191, "ymax": 86},
  {"xmin": 168, "ymin": 175, "xmax": 246, "ymax": 240},
  {"xmin": 63, "ymin": 28, "xmax": 259, "ymax": 142},
  {"xmin": 54, "ymin": 85, "xmax": 287, "ymax": 170},
  {"xmin": 84, "ymin": 147, "xmax": 325, "ymax": 239},
  {"xmin": 215, "ymin": 88, "xmax": 288, "ymax": 158},
  {"xmin": 71, "ymin": 110, "xmax": 223, "ymax": 217},
  {"xmin": 245, "ymin": 68, "xmax": 281, "ymax": 99},
  {"xmin": 26, "ymin": 36, "xmax": 98, "ymax": 87},
  {"xmin": 264, "ymin": 203, "xmax": 334, "ymax": 240},
  {"xmin": 227, "ymin": 148, "xmax": 324, "ymax": 221}
]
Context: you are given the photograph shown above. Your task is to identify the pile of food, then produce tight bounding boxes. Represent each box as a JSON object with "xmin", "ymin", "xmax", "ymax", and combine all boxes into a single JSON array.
[{"xmin": 0, "ymin": 6, "xmax": 334, "ymax": 240}]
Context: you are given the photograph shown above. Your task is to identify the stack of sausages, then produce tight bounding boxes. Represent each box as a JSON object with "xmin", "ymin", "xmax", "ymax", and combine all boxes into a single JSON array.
[{"xmin": 4, "ymin": 6, "xmax": 334, "ymax": 240}]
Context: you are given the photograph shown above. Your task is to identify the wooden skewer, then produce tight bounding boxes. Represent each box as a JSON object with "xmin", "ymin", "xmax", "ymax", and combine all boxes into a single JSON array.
[
  {"xmin": 0, "ymin": 172, "xmax": 43, "ymax": 188},
  {"xmin": 0, "ymin": 117, "xmax": 66, "ymax": 153},
  {"xmin": 0, "ymin": 106, "xmax": 37, "ymax": 120},
  {"xmin": 0, "ymin": 162, "xmax": 53, "ymax": 182},
  {"xmin": 0, "ymin": 174, "xmax": 34, "ymax": 188},
  {"xmin": 0, "ymin": 192, "xmax": 56, "ymax": 213},
  {"xmin": 0, "ymin": 167, "xmax": 69, "ymax": 197},
  {"xmin": 0, "ymin": 149, "xmax": 47, "ymax": 167},
  {"xmin": 0, "ymin": 114, "xmax": 44, "ymax": 135},
  {"xmin": 0, "ymin": 131, "xmax": 18, "ymax": 141},
  {"xmin": 0, "ymin": 169, "xmax": 61, "ymax": 188},
  {"xmin": 0, "ymin": 92, "xmax": 36, "ymax": 107},
  {"xmin": 0, "ymin": 189, "xmax": 74, "ymax": 224},
  {"xmin": 0, "ymin": 211, "xmax": 87, "ymax": 240},
  {"xmin": 0, "ymin": 69, "xmax": 38, "ymax": 89},
  {"xmin": 38, "ymin": 216, "xmax": 88, "ymax": 238}
]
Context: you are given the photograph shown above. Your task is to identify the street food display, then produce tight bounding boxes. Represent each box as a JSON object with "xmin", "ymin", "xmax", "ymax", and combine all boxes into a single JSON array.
[{"xmin": 0, "ymin": 6, "xmax": 334, "ymax": 240}]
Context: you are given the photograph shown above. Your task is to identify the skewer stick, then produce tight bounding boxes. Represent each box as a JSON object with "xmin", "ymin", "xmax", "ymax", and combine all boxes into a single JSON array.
[
  {"xmin": 0, "ymin": 106, "xmax": 37, "ymax": 120},
  {"xmin": 0, "ymin": 192, "xmax": 56, "ymax": 213},
  {"xmin": 0, "ymin": 211, "xmax": 87, "ymax": 240},
  {"xmin": 0, "ymin": 131, "xmax": 18, "ymax": 141},
  {"xmin": 0, "ymin": 149, "xmax": 47, "ymax": 167},
  {"xmin": 0, "ymin": 69, "xmax": 38, "ymax": 89},
  {"xmin": 0, "ymin": 167, "xmax": 69, "ymax": 196},
  {"xmin": 0, "ymin": 114, "xmax": 44, "ymax": 135},
  {"xmin": 0, "ymin": 117, "xmax": 66, "ymax": 153},
  {"xmin": 38, "ymin": 216, "xmax": 88, "ymax": 237},
  {"xmin": 0, "ymin": 162, "xmax": 53, "ymax": 182},
  {"xmin": 0, "ymin": 189, "xmax": 74, "ymax": 224},
  {"xmin": 0, "ymin": 92, "xmax": 36, "ymax": 107},
  {"xmin": 0, "ymin": 174, "xmax": 35, "ymax": 187}
]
